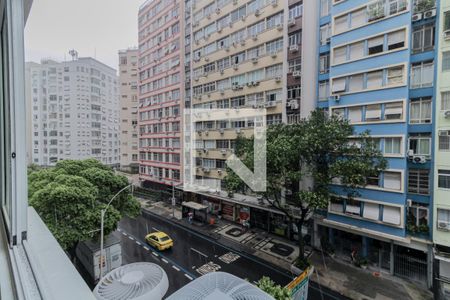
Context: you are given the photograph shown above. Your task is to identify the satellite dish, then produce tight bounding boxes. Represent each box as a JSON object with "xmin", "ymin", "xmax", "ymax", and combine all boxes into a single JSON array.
[{"xmin": 94, "ymin": 262, "xmax": 169, "ymax": 300}]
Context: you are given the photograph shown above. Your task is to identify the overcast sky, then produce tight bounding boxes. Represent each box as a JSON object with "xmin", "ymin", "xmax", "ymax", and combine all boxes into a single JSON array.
[{"xmin": 25, "ymin": 0, "xmax": 143, "ymax": 71}]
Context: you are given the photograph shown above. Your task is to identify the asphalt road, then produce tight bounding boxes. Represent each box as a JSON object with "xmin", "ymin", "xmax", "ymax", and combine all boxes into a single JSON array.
[{"xmin": 116, "ymin": 213, "xmax": 347, "ymax": 299}]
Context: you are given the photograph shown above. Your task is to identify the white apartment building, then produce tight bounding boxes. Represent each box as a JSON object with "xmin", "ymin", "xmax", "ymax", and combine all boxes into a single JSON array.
[
  {"xmin": 118, "ymin": 49, "xmax": 139, "ymax": 172},
  {"xmin": 26, "ymin": 57, "xmax": 120, "ymax": 167}
]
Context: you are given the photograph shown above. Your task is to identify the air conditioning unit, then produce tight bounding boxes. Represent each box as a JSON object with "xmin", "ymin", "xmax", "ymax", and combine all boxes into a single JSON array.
[
  {"xmin": 329, "ymin": 95, "xmax": 340, "ymax": 102},
  {"xmin": 240, "ymin": 40, "xmax": 246, "ymax": 46},
  {"xmin": 206, "ymin": 14, "xmax": 211, "ymax": 19},
  {"xmin": 265, "ymin": 101, "xmax": 276, "ymax": 108},
  {"xmin": 252, "ymin": 34, "xmax": 258, "ymax": 41},
  {"xmin": 203, "ymin": 148, "xmax": 208, "ymax": 153},
  {"xmin": 241, "ymin": 15, "xmax": 246, "ymax": 21},
  {"xmin": 203, "ymin": 167, "xmax": 211, "ymax": 173},
  {"xmin": 219, "ymin": 87, "xmax": 225, "ymax": 94},
  {"xmin": 438, "ymin": 221, "xmax": 450, "ymax": 231},
  {"xmin": 412, "ymin": 155, "xmax": 427, "ymax": 164},
  {"xmin": 271, "ymin": 51, "xmax": 278, "ymax": 58},
  {"xmin": 225, "ymin": 46, "xmax": 230, "ymax": 51},
  {"xmin": 205, "ymin": 57, "xmax": 210, "ymax": 62},
  {"xmin": 204, "ymin": 130, "xmax": 209, "ymax": 136},
  {"xmin": 412, "ymin": 13, "xmax": 423, "ymax": 22},
  {"xmin": 292, "ymin": 71, "xmax": 301, "ymax": 78},
  {"xmin": 219, "ymin": 128, "xmax": 224, "ymax": 134},
  {"xmin": 407, "ymin": 149, "xmax": 414, "ymax": 157},
  {"xmin": 233, "ymin": 0, "xmax": 238, "ymax": 5},
  {"xmin": 255, "ymin": 9, "xmax": 261, "ymax": 16},
  {"xmin": 220, "ymin": 149, "xmax": 227, "ymax": 154},
  {"xmin": 235, "ymin": 128, "xmax": 241, "ymax": 134},
  {"xmin": 218, "ymin": 169, "xmax": 222, "ymax": 175},
  {"xmin": 289, "ymin": 99, "xmax": 299, "ymax": 110},
  {"xmin": 289, "ymin": 44, "xmax": 299, "ymax": 52},
  {"xmin": 277, "ymin": 23, "xmax": 283, "ymax": 31},
  {"xmin": 217, "ymin": 27, "xmax": 223, "ymax": 33},
  {"xmin": 233, "ymin": 64, "xmax": 239, "ymax": 70},
  {"xmin": 271, "ymin": 0, "xmax": 278, "ymax": 7},
  {"xmin": 445, "ymin": 30, "xmax": 450, "ymax": 40},
  {"xmin": 216, "ymin": 8, "xmax": 221, "ymax": 14},
  {"xmin": 193, "ymin": 21, "xmax": 199, "ymax": 27},
  {"xmin": 423, "ymin": 8, "xmax": 436, "ymax": 19},
  {"xmin": 275, "ymin": 76, "xmax": 282, "ymax": 82},
  {"xmin": 288, "ymin": 18, "xmax": 296, "ymax": 26},
  {"xmin": 444, "ymin": 110, "xmax": 450, "ymax": 119},
  {"xmin": 252, "ymin": 57, "xmax": 258, "ymax": 63},
  {"xmin": 197, "ymin": 130, "xmax": 202, "ymax": 135}
]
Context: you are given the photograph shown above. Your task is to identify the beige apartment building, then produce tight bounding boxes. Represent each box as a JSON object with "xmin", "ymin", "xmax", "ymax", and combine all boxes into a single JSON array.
[{"xmin": 118, "ymin": 49, "xmax": 139, "ymax": 172}]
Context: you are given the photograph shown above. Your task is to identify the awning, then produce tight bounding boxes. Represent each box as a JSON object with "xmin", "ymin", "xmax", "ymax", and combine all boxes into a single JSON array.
[{"xmin": 182, "ymin": 201, "xmax": 208, "ymax": 211}]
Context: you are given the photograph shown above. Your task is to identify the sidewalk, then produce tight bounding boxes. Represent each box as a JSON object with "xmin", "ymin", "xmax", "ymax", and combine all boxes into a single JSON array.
[{"xmin": 138, "ymin": 198, "xmax": 433, "ymax": 300}]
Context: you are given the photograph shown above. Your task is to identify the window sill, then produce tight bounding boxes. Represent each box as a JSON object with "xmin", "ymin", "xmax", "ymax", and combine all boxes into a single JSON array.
[{"xmin": 0, "ymin": 207, "xmax": 95, "ymax": 300}]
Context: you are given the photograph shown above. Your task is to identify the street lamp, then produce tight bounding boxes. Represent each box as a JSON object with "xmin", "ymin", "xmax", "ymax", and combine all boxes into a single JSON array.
[{"xmin": 99, "ymin": 183, "xmax": 134, "ymax": 279}]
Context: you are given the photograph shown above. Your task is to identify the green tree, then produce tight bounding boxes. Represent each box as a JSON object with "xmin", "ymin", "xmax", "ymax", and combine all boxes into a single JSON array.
[
  {"xmin": 256, "ymin": 277, "xmax": 292, "ymax": 300},
  {"xmin": 225, "ymin": 110, "xmax": 386, "ymax": 267},
  {"xmin": 28, "ymin": 159, "xmax": 140, "ymax": 254}
]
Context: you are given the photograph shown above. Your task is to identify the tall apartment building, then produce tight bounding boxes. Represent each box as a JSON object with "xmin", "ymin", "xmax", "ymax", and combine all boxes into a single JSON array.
[
  {"xmin": 119, "ymin": 49, "xmax": 140, "ymax": 172},
  {"xmin": 26, "ymin": 57, "xmax": 120, "ymax": 167},
  {"xmin": 138, "ymin": 0, "xmax": 184, "ymax": 189},
  {"xmin": 433, "ymin": 1, "xmax": 450, "ymax": 298},
  {"xmin": 314, "ymin": 0, "xmax": 439, "ymax": 288}
]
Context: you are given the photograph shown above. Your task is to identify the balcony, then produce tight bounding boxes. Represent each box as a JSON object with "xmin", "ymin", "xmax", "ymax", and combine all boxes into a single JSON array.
[{"xmin": 413, "ymin": 0, "xmax": 436, "ymax": 13}]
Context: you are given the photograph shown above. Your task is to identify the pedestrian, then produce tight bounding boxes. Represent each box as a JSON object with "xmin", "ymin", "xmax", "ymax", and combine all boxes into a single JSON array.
[{"xmin": 188, "ymin": 212, "xmax": 193, "ymax": 224}]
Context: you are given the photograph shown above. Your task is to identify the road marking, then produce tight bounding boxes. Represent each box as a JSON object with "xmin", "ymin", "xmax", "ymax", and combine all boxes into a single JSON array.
[
  {"xmin": 152, "ymin": 252, "xmax": 159, "ymax": 257},
  {"xmin": 128, "ymin": 236, "xmax": 134, "ymax": 241},
  {"xmin": 162, "ymin": 258, "xmax": 169, "ymax": 264},
  {"xmin": 196, "ymin": 262, "xmax": 221, "ymax": 275},
  {"xmin": 218, "ymin": 252, "xmax": 240, "ymax": 264},
  {"xmin": 172, "ymin": 265, "xmax": 180, "ymax": 271},
  {"xmin": 122, "ymin": 232, "xmax": 128, "ymax": 236},
  {"xmin": 143, "ymin": 246, "xmax": 150, "ymax": 251},
  {"xmin": 190, "ymin": 247, "xmax": 208, "ymax": 258},
  {"xmin": 185, "ymin": 274, "xmax": 194, "ymax": 280},
  {"xmin": 152, "ymin": 227, "xmax": 160, "ymax": 232},
  {"xmin": 136, "ymin": 241, "xmax": 141, "ymax": 246},
  {"xmin": 117, "ymin": 228, "xmax": 122, "ymax": 232}
]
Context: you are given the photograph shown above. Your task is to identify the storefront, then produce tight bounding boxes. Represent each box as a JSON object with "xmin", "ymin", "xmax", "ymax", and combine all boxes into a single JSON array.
[
  {"xmin": 201, "ymin": 196, "xmax": 220, "ymax": 215},
  {"xmin": 236, "ymin": 205, "xmax": 250, "ymax": 224},
  {"xmin": 221, "ymin": 202, "xmax": 235, "ymax": 221}
]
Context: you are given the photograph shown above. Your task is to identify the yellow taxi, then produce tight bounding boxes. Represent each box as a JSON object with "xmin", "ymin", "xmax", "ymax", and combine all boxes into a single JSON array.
[{"xmin": 145, "ymin": 231, "xmax": 173, "ymax": 251}]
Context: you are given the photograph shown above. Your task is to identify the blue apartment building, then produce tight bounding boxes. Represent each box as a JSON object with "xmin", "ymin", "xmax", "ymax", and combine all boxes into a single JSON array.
[{"xmin": 314, "ymin": 0, "xmax": 439, "ymax": 288}]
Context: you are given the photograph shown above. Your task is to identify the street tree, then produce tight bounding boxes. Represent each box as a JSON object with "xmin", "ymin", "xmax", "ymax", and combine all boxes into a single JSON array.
[
  {"xmin": 28, "ymin": 159, "xmax": 140, "ymax": 255},
  {"xmin": 225, "ymin": 110, "xmax": 387, "ymax": 268}
]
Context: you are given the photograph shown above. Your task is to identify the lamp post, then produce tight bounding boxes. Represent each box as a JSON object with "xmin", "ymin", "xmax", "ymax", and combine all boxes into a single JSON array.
[{"xmin": 99, "ymin": 183, "xmax": 134, "ymax": 280}]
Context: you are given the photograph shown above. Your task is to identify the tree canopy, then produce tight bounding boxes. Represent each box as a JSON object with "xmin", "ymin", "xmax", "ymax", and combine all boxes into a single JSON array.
[
  {"xmin": 28, "ymin": 159, "xmax": 140, "ymax": 251},
  {"xmin": 225, "ymin": 110, "xmax": 387, "ymax": 265}
]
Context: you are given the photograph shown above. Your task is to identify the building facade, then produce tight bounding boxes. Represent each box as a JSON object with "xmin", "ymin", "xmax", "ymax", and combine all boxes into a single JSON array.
[
  {"xmin": 26, "ymin": 57, "xmax": 120, "ymax": 167},
  {"xmin": 433, "ymin": 0, "xmax": 450, "ymax": 298},
  {"xmin": 314, "ymin": 0, "xmax": 439, "ymax": 288},
  {"xmin": 119, "ymin": 49, "xmax": 140, "ymax": 172},
  {"xmin": 138, "ymin": 0, "xmax": 184, "ymax": 189}
]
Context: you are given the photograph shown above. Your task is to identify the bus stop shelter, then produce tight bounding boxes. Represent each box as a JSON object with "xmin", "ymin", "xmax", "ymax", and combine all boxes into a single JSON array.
[{"xmin": 181, "ymin": 201, "xmax": 208, "ymax": 223}]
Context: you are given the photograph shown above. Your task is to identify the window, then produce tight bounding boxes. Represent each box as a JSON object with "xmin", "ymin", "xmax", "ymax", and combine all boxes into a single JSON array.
[
  {"xmin": 289, "ymin": 32, "xmax": 301, "ymax": 46},
  {"xmin": 408, "ymin": 203, "xmax": 428, "ymax": 227},
  {"xmin": 363, "ymin": 202, "xmax": 380, "ymax": 221},
  {"xmin": 384, "ymin": 137, "xmax": 402, "ymax": 155},
  {"xmin": 439, "ymin": 130, "xmax": 450, "ymax": 151},
  {"xmin": 320, "ymin": 0, "xmax": 330, "ymax": 17},
  {"xmin": 345, "ymin": 199, "xmax": 361, "ymax": 216},
  {"xmin": 409, "ymin": 134, "xmax": 431, "ymax": 156},
  {"xmin": 445, "ymin": 11, "xmax": 450, "ymax": 31},
  {"xmin": 320, "ymin": 54, "xmax": 330, "ymax": 74},
  {"xmin": 348, "ymin": 74, "xmax": 363, "ymax": 92},
  {"xmin": 387, "ymin": 66, "xmax": 404, "ymax": 85},
  {"xmin": 349, "ymin": 41, "xmax": 364, "ymax": 61},
  {"xmin": 319, "ymin": 80, "xmax": 330, "ymax": 101},
  {"xmin": 333, "ymin": 46, "xmax": 346, "ymax": 65},
  {"xmin": 441, "ymin": 91, "xmax": 450, "ymax": 110},
  {"xmin": 384, "ymin": 102, "xmax": 403, "ymax": 120},
  {"xmin": 438, "ymin": 170, "xmax": 450, "ymax": 189},
  {"xmin": 410, "ymin": 98, "xmax": 432, "ymax": 124},
  {"xmin": 320, "ymin": 24, "xmax": 330, "ymax": 45},
  {"xmin": 351, "ymin": 8, "xmax": 366, "ymax": 28},
  {"xmin": 332, "ymin": 77, "xmax": 346, "ymax": 93},
  {"xmin": 365, "ymin": 104, "xmax": 382, "ymax": 121},
  {"xmin": 443, "ymin": 51, "xmax": 450, "ymax": 72},
  {"xmin": 289, "ymin": 58, "xmax": 302, "ymax": 73},
  {"xmin": 368, "ymin": 36, "xmax": 384, "ymax": 55},
  {"xmin": 367, "ymin": 70, "xmax": 383, "ymax": 89},
  {"xmin": 382, "ymin": 206, "xmax": 401, "ymax": 225},
  {"xmin": 348, "ymin": 107, "xmax": 362, "ymax": 123},
  {"xmin": 408, "ymin": 169, "xmax": 430, "ymax": 195},
  {"xmin": 384, "ymin": 171, "xmax": 402, "ymax": 190},
  {"xmin": 437, "ymin": 209, "xmax": 450, "ymax": 230},
  {"xmin": 367, "ymin": 173, "xmax": 380, "ymax": 187},
  {"xmin": 334, "ymin": 15, "xmax": 348, "ymax": 34},
  {"xmin": 410, "ymin": 61, "xmax": 434, "ymax": 88},
  {"xmin": 412, "ymin": 25, "xmax": 435, "ymax": 53},
  {"xmin": 387, "ymin": 30, "xmax": 405, "ymax": 50},
  {"xmin": 330, "ymin": 197, "xmax": 344, "ymax": 213}
]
